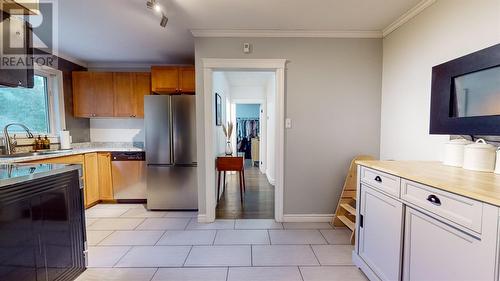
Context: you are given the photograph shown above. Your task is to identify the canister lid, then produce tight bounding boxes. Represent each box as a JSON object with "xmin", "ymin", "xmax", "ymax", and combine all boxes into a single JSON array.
[{"xmin": 465, "ymin": 139, "xmax": 496, "ymax": 151}]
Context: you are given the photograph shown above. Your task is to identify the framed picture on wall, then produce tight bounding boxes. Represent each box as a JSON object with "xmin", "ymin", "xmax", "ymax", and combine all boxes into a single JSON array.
[{"xmin": 215, "ymin": 93, "xmax": 222, "ymax": 126}]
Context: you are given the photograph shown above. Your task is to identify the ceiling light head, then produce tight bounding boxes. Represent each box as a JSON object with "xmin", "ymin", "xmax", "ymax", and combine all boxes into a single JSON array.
[
  {"xmin": 154, "ymin": 4, "xmax": 162, "ymax": 13},
  {"xmin": 146, "ymin": 0, "xmax": 155, "ymax": 9},
  {"xmin": 160, "ymin": 14, "xmax": 168, "ymax": 28}
]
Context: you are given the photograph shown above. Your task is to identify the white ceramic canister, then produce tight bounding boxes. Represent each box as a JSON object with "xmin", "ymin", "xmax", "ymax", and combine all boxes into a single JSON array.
[
  {"xmin": 463, "ymin": 139, "xmax": 497, "ymax": 172},
  {"xmin": 495, "ymin": 148, "xmax": 500, "ymax": 175},
  {"xmin": 443, "ymin": 138, "xmax": 473, "ymax": 167}
]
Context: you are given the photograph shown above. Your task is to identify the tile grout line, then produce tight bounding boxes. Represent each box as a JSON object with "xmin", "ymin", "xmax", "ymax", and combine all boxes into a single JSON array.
[
  {"xmin": 185, "ymin": 217, "xmax": 193, "ymax": 230},
  {"xmin": 153, "ymin": 230, "xmax": 167, "ymax": 246},
  {"xmin": 149, "ymin": 267, "xmax": 160, "ymax": 281},
  {"xmin": 297, "ymin": 265, "xmax": 306, "ymax": 281},
  {"xmin": 182, "ymin": 245, "xmax": 194, "ymax": 267},
  {"xmin": 133, "ymin": 218, "xmax": 147, "ymax": 231},
  {"xmin": 213, "ymin": 230, "xmax": 218, "ymax": 245},
  {"xmin": 94, "ymin": 230, "xmax": 115, "ymax": 246},
  {"xmin": 317, "ymin": 229, "xmax": 329, "ymax": 245},
  {"xmin": 250, "ymin": 244, "xmax": 253, "ymax": 266},
  {"xmin": 309, "ymin": 244, "xmax": 322, "ymax": 266},
  {"xmin": 111, "ymin": 245, "xmax": 134, "ymax": 268}
]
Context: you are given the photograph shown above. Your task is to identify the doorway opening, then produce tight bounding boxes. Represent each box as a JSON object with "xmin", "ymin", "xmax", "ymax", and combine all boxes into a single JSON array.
[{"xmin": 213, "ymin": 71, "xmax": 276, "ymax": 219}]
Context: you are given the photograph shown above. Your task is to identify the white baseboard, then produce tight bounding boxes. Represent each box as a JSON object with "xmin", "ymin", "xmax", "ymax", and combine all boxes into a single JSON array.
[
  {"xmin": 197, "ymin": 214, "xmax": 213, "ymax": 223},
  {"xmin": 283, "ymin": 214, "xmax": 334, "ymax": 223}
]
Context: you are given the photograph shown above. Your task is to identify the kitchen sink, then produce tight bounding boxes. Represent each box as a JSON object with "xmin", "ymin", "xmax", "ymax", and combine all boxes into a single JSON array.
[
  {"xmin": 0, "ymin": 150, "xmax": 69, "ymax": 158},
  {"xmin": 0, "ymin": 152, "xmax": 47, "ymax": 158}
]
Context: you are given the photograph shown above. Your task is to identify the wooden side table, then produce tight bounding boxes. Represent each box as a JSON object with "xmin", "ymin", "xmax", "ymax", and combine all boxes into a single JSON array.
[{"xmin": 216, "ymin": 156, "xmax": 246, "ymax": 202}]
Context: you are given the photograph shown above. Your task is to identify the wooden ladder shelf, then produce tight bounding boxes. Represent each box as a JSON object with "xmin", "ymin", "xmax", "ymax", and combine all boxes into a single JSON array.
[{"xmin": 332, "ymin": 155, "xmax": 374, "ymax": 244}]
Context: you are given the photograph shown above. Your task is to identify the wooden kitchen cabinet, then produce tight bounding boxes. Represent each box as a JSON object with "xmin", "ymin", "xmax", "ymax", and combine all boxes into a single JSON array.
[
  {"xmin": 179, "ymin": 67, "xmax": 195, "ymax": 93},
  {"xmin": 92, "ymin": 72, "xmax": 115, "ymax": 117},
  {"xmin": 113, "ymin": 72, "xmax": 135, "ymax": 117},
  {"xmin": 73, "ymin": 71, "xmax": 150, "ymax": 118},
  {"xmin": 358, "ymin": 184, "xmax": 403, "ymax": 281},
  {"xmin": 73, "ymin": 72, "xmax": 114, "ymax": 118},
  {"xmin": 26, "ymin": 153, "xmax": 114, "ymax": 208},
  {"xmin": 84, "ymin": 153, "xmax": 100, "ymax": 206},
  {"xmin": 98, "ymin": 153, "xmax": 114, "ymax": 201},
  {"xmin": 133, "ymin": 72, "xmax": 151, "ymax": 118},
  {"xmin": 151, "ymin": 66, "xmax": 179, "ymax": 93},
  {"xmin": 114, "ymin": 72, "xmax": 150, "ymax": 118},
  {"xmin": 151, "ymin": 66, "xmax": 195, "ymax": 94},
  {"xmin": 72, "ymin": 72, "xmax": 93, "ymax": 117}
]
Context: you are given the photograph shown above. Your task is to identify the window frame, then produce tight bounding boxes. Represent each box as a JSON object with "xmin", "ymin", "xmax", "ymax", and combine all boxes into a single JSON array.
[{"xmin": 0, "ymin": 65, "xmax": 66, "ymax": 140}]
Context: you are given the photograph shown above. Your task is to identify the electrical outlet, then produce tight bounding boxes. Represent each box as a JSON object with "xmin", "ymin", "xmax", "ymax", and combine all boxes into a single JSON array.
[{"xmin": 285, "ymin": 118, "xmax": 292, "ymax": 129}]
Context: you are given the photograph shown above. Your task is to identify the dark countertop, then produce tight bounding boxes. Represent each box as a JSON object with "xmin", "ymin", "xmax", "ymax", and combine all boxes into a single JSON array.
[{"xmin": 0, "ymin": 163, "xmax": 82, "ymax": 187}]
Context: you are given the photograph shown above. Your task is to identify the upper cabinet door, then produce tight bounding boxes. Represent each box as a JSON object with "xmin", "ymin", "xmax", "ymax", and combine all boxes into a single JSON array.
[
  {"xmin": 91, "ymin": 72, "xmax": 114, "ymax": 117},
  {"xmin": 133, "ymin": 72, "xmax": 151, "ymax": 118},
  {"xmin": 113, "ymin": 72, "xmax": 135, "ymax": 117},
  {"xmin": 72, "ymin": 72, "xmax": 93, "ymax": 118},
  {"xmin": 151, "ymin": 66, "xmax": 179, "ymax": 94},
  {"xmin": 179, "ymin": 67, "xmax": 195, "ymax": 93}
]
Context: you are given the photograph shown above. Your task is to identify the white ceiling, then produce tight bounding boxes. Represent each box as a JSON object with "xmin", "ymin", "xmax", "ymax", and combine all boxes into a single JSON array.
[
  {"xmin": 54, "ymin": 0, "xmax": 424, "ymax": 65},
  {"xmin": 224, "ymin": 71, "xmax": 275, "ymax": 88}
]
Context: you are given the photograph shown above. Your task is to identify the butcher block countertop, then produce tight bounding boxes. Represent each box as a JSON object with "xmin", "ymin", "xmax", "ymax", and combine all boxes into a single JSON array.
[{"xmin": 356, "ymin": 160, "xmax": 500, "ymax": 207}]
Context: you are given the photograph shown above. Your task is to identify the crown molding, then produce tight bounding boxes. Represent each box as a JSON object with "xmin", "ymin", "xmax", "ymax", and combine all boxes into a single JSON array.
[
  {"xmin": 191, "ymin": 29, "xmax": 383, "ymax": 39},
  {"xmin": 383, "ymin": 0, "xmax": 437, "ymax": 37},
  {"xmin": 86, "ymin": 62, "xmax": 194, "ymax": 70},
  {"xmin": 55, "ymin": 51, "xmax": 88, "ymax": 68}
]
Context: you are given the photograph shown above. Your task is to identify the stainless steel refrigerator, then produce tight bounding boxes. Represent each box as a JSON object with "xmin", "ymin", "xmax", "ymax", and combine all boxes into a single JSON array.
[{"xmin": 145, "ymin": 95, "xmax": 197, "ymax": 210}]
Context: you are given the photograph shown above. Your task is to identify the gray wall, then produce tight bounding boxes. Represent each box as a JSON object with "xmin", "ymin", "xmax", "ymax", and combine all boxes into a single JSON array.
[{"xmin": 195, "ymin": 37, "xmax": 382, "ymax": 215}]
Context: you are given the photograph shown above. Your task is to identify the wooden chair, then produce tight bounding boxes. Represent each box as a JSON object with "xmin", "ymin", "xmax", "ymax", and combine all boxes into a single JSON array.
[
  {"xmin": 216, "ymin": 156, "xmax": 246, "ymax": 202},
  {"xmin": 333, "ymin": 155, "xmax": 374, "ymax": 244}
]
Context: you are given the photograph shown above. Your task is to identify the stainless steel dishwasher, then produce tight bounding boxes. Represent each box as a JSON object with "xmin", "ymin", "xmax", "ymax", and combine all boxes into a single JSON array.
[{"xmin": 111, "ymin": 152, "xmax": 147, "ymax": 200}]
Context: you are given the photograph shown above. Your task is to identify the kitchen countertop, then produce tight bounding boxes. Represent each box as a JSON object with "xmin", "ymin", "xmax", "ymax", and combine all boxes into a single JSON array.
[
  {"xmin": 0, "ymin": 146, "xmax": 144, "ymax": 164},
  {"xmin": 356, "ymin": 160, "xmax": 500, "ymax": 207},
  {"xmin": 0, "ymin": 163, "xmax": 81, "ymax": 187}
]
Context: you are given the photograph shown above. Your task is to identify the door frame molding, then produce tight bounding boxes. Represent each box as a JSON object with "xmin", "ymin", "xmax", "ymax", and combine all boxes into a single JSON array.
[{"xmin": 201, "ymin": 58, "xmax": 286, "ymax": 222}]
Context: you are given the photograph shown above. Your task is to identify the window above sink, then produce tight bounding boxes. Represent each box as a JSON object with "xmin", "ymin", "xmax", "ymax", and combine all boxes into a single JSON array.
[{"xmin": 0, "ymin": 66, "xmax": 65, "ymax": 139}]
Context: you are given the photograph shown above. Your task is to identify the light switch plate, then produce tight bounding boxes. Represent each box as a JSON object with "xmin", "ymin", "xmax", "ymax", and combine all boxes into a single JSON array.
[
  {"xmin": 285, "ymin": 118, "xmax": 292, "ymax": 129},
  {"xmin": 243, "ymin": 43, "xmax": 251, "ymax": 54}
]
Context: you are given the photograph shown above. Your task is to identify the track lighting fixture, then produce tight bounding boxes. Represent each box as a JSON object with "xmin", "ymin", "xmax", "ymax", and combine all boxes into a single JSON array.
[
  {"xmin": 160, "ymin": 13, "xmax": 168, "ymax": 28},
  {"xmin": 146, "ymin": 0, "xmax": 168, "ymax": 28}
]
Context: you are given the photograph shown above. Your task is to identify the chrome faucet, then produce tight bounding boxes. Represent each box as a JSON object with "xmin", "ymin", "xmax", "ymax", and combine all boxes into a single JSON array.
[{"xmin": 3, "ymin": 123, "xmax": 34, "ymax": 155}]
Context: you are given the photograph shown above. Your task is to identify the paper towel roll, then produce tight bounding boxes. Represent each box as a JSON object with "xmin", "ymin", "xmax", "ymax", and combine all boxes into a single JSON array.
[{"xmin": 59, "ymin": 130, "xmax": 71, "ymax": 150}]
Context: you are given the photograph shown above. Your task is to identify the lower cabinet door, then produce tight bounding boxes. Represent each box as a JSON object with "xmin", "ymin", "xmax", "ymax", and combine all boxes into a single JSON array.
[
  {"xmin": 403, "ymin": 207, "xmax": 496, "ymax": 281},
  {"xmin": 359, "ymin": 184, "xmax": 403, "ymax": 281}
]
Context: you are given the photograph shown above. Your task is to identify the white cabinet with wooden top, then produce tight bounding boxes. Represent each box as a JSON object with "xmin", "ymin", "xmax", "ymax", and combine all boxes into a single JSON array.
[{"xmin": 353, "ymin": 162, "xmax": 500, "ymax": 281}]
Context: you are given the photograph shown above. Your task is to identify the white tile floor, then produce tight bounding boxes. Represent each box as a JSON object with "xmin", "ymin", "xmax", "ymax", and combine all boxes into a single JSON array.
[{"xmin": 76, "ymin": 203, "xmax": 368, "ymax": 281}]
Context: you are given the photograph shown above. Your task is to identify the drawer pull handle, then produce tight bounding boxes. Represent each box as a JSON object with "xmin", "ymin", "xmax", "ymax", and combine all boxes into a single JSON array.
[
  {"xmin": 427, "ymin": 195, "xmax": 441, "ymax": 206},
  {"xmin": 374, "ymin": 176, "xmax": 382, "ymax": 183}
]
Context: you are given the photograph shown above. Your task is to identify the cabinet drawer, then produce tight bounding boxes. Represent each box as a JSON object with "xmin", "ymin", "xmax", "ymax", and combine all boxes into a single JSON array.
[
  {"xmin": 401, "ymin": 179, "xmax": 483, "ymax": 233},
  {"xmin": 360, "ymin": 167, "xmax": 401, "ymax": 198}
]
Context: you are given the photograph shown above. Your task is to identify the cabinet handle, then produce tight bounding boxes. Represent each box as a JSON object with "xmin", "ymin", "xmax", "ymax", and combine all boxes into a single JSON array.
[
  {"xmin": 427, "ymin": 194, "xmax": 441, "ymax": 206},
  {"xmin": 374, "ymin": 176, "xmax": 382, "ymax": 183}
]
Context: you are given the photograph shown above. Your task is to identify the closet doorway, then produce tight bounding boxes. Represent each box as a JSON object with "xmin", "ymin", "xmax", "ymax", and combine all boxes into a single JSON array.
[
  {"xmin": 212, "ymin": 71, "xmax": 276, "ymax": 219},
  {"xmin": 236, "ymin": 104, "xmax": 260, "ymax": 168}
]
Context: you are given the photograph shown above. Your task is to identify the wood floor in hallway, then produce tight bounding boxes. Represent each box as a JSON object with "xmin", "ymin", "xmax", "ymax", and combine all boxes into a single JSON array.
[{"xmin": 216, "ymin": 166, "xmax": 275, "ymax": 219}]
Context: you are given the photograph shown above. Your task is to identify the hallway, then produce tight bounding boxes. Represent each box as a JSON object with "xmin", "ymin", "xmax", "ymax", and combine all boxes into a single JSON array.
[{"xmin": 216, "ymin": 166, "xmax": 274, "ymax": 219}]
